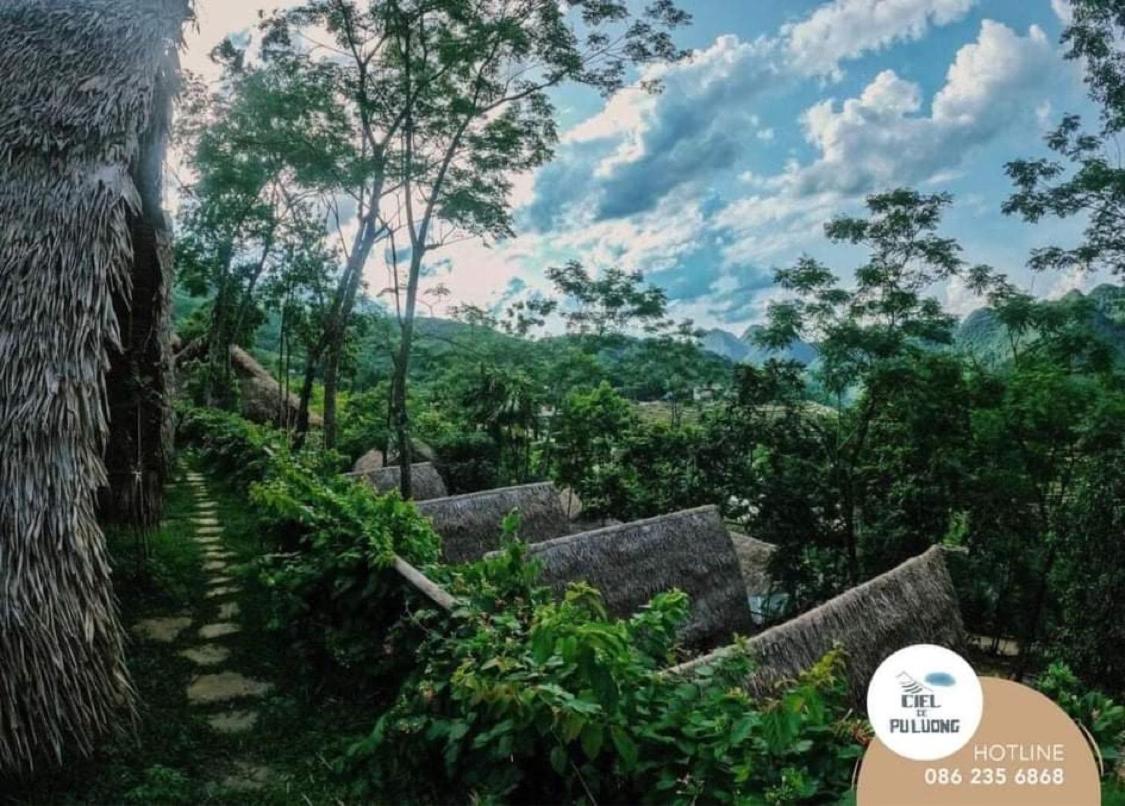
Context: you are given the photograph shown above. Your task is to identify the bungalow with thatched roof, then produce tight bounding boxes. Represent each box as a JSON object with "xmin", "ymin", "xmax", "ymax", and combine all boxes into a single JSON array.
[
  {"xmin": 0, "ymin": 0, "xmax": 190, "ymax": 772},
  {"xmin": 667, "ymin": 546, "xmax": 966, "ymax": 702},
  {"xmin": 527, "ymin": 506, "xmax": 755, "ymax": 650},
  {"xmin": 350, "ymin": 462, "xmax": 449, "ymax": 501},
  {"xmin": 417, "ymin": 482, "xmax": 572, "ymax": 563}
]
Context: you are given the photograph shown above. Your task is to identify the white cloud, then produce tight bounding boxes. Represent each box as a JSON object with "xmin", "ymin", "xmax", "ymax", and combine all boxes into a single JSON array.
[
  {"xmin": 1051, "ymin": 0, "xmax": 1074, "ymax": 25},
  {"xmin": 788, "ymin": 21, "xmax": 1055, "ymax": 197},
  {"xmin": 783, "ymin": 0, "xmax": 976, "ymax": 78},
  {"xmin": 183, "ymin": 0, "xmax": 303, "ymax": 81}
]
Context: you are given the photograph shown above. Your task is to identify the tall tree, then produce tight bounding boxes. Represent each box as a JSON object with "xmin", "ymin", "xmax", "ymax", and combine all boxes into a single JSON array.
[
  {"xmin": 176, "ymin": 54, "xmax": 346, "ymax": 410},
  {"xmin": 265, "ymin": 0, "xmax": 689, "ymax": 492},
  {"xmin": 1004, "ymin": 0, "xmax": 1125, "ymax": 275},
  {"xmin": 758, "ymin": 189, "xmax": 992, "ymax": 582}
]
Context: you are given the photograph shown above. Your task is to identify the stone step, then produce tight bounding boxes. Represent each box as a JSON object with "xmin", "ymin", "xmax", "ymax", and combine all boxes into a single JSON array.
[
  {"xmin": 179, "ymin": 644, "xmax": 232, "ymax": 666},
  {"xmin": 186, "ymin": 672, "xmax": 272, "ymax": 705},
  {"xmin": 198, "ymin": 622, "xmax": 240, "ymax": 639}
]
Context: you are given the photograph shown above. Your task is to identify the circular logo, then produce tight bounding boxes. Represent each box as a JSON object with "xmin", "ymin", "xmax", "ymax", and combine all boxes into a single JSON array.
[{"xmin": 866, "ymin": 644, "xmax": 983, "ymax": 761}]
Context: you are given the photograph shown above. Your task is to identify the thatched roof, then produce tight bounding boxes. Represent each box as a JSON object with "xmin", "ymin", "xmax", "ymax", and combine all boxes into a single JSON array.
[
  {"xmin": 353, "ymin": 448, "xmax": 385, "ymax": 474},
  {"xmin": 668, "ymin": 546, "xmax": 966, "ymax": 702},
  {"xmin": 729, "ymin": 532, "xmax": 777, "ymax": 598},
  {"xmin": 230, "ymin": 345, "xmax": 322, "ymax": 429},
  {"xmin": 417, "ymin": 483, "xmax": 571, "ymax": 564},
  {"xmin": 527, "ymin": 506, "xmax": 754, "ymax": 650},
  {"xmin": 0, "ymin": 0, "xmax": 190, "ymax": 772},
  {"xmin": 351, "ymin": 463, "xmax": 448, "ymax": 501}
]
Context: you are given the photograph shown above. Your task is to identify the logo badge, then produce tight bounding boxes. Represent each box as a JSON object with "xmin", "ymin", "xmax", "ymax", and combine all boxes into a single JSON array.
[{"xmin": 866, "ymin": 644, "xmax": 983, "ymax": 761}]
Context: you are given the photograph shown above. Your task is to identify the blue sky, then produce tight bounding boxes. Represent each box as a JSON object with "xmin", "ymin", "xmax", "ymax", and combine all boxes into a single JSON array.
[{"xmin": 187, "ymin": 0, "xmax": 1100, "ymax": 332}]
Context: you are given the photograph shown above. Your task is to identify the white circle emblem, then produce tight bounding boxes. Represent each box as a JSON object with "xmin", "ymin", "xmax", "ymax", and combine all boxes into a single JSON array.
[{"xmin": 866, "ymin": 644, "xmax": 983, "ymax": 761}]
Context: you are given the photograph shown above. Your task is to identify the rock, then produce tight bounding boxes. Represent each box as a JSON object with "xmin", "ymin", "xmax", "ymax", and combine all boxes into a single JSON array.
[
  {"xmin": 217, "ymin": 602, "xmax": 241, "ymax": 620},
  {"xmin": 202, "ymin": 560, "xmax": 229, "ymax": 572},
  {"xmin": 186, "ymin": 672, "xmax": 272, "ymax": 704},
  {"xmin": 132, "ymin": 616, "xmax": 192, "ymax": 643},
  {"xmin": 198, "ymin": 622, "xmax": 240, "ymax": 639},
  {"xmin": 219, "ymin": 761, "xmax": 275, "ymax": 792},
  {"xmin": 352, "ymin": 448, "xmax": 385, "ymax": 474},
  {"xmin": 206, "ymin": 586, "xmax": 240, "ymax": 599},
  {"xmin": 207, "ymin": 710, "xmax": 259, "ymax": 734},
  {"xmin": 178, "ymin": 645, "xmax": 231, "ymax": 666},
  {"xmin": 208, "ymin": 576, "xmax": 234, "ymax": 586}
]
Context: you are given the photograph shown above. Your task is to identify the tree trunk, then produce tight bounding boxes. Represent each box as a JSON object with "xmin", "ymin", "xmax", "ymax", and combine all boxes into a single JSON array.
[
  {"xmin": 1015, "ymin": 545, "xmax": 1057, "ymax": 681},
  {"xmin": 394, "ymin": 249, "xmax": 427, "ymax": 499},
  {"xmin": 293, "ymin": 343, "xmax": 321, "ymax": 450}
]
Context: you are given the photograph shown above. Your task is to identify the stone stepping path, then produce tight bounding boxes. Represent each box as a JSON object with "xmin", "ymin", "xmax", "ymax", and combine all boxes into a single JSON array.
[
  {"xmin": 132, "ymin": 615, "xmax": 192, "ymax": 643},
  {"xmin": 179, "ymin": 645, "xmax": 231, "ymax": 666},
  {"xmin": 163, "ymin": 472, "xmax": 280, "ymax": 794},
  {"xmin": 199, "ymin": 622, "xmax": 241, "ymax": 639},
  {"xmin": 186, "ymin": 671, "xmax": 272, "ymax": 704},
  {"xmin": 207, "ymin": 710, "xmax": 259, "ymax": 734}
]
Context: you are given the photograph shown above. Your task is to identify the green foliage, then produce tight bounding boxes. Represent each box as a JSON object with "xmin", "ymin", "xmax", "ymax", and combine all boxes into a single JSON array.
[
  {"xmin": 178, "ymin": 405, "xmax": 442, "ymax": 682},
  {"xmin": 1036, "ymin": 662, "xmax": 1125, "ymax": 774},
  {"xmin": 251, "ymin": 456, "xmax": 441, "ymax": 673},
  {"xmin": 176, "ymin": 406, "xmax": 285, "ymax": 489},
  {"xmin": 122, "ymin": 766, "xmax": 192, "ymax": 805},
  {"xmin": 350, "ymin": 542, "xmax": 865, "ymax": 804}
]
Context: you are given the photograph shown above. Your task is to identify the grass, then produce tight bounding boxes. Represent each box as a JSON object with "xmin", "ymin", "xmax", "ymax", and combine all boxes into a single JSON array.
[{"xmin": 2, "ymin": 460, "xmax": 367, "ymax": 805}]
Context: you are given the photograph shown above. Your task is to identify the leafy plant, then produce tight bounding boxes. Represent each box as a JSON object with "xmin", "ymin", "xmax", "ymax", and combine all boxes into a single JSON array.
[
  {"xmin": 1037, "ymin": 662, "xmax": 1125, "ymax": 776},
  {"xmin": 349, "ymin": 539, "xmax": 866, "ymax": 804}
]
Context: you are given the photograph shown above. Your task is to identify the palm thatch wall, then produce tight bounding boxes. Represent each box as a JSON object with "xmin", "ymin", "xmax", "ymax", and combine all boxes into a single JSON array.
[
  {"xmin": 669, "ymin": 546, "xmax": 965, "ymax": 701},
  {"xmin": 350, "ymin": 463, "xmax": 449, "ymax": 501},
  {"xmin": 729, "ymin": 532, "xmax": 776, "ymax": 598},
  {"xmin": 416, "ymin": 483, "xmax": 571, "ymax": 563},
  {"xmin": 0, "ymin": 0, "xmax": 190, "ymax": 772},
  {"xmin": 527, "ymin": 506, "xmax": 754, "ymax": 650}
]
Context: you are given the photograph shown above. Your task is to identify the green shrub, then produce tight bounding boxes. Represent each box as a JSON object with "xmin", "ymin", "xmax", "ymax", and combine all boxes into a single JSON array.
[
  {"xmin": 251, "ymin": 456, "xmax": 441, "ymax": 672},
  {"xmin": 348, "ymin": 539, "xmax": 866, "ymax": 804},
  {"xmin": 178, "ymin": 405, "xmax": 442, "ymax": 681},
  {"xmin": 176, "ymin": 405, "xmax": 285, "ymax": 489},
  {"xmin": 1036, "ymin": 662, "xmax": 1125, "ymax": 776}
]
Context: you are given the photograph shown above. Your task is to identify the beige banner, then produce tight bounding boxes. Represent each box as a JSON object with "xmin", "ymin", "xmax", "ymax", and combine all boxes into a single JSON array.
[{"xmin": 857, "ymin": 677, "xmax": 1101, "ymax": 805}]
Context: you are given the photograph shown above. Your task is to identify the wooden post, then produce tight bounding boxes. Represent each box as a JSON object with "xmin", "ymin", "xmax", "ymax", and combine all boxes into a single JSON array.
[{"xmin": 392, "ymin": 555, "xmax": 458, "ymax": 612}]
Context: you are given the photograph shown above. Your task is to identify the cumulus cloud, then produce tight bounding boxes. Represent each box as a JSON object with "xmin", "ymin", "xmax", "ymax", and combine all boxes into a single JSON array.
[
  {"xmin": 1051, "ymin": 0, "xmax": 1074, "ymax": 24},
  {"xmin": 525, "ymin": 35, "xmax": 780, "ymax": 229},
  {"xmin": 785, "ymin": 21, "xmax": 1056, "ymax": 197},
  {"xmin": 782, "ymin": 0, "xmax": 976, "ymax": 78}
]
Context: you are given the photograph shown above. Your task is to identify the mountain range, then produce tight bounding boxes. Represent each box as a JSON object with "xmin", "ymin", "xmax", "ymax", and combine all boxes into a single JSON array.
[{"xmin": 701, "ymin": 284, "xmax": 1125, "ymax": 366}]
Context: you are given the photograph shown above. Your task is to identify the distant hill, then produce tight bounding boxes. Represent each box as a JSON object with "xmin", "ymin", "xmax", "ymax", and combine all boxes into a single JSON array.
[
  {"xmin": 701, "ymin": 326, "xmax": 816, "ymax": 366},
  {"xmin": 955, "ymin": 283, "xmax": 1125, "ymax": 365}
]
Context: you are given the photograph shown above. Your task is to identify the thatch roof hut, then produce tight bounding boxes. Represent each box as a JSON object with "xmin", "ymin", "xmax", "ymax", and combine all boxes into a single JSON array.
[
  {"xmin": 527, "ymin": 506, "xmax": 754, "ymax": 650},
  {"xmin": 0, "ymin": 0, "xmax": 190, "ymax": 771},
  {"xmin": 729, "ymin": 532, "xmax": 777, "ymax": 598},
  {"xmin": 417, "ymin": 483, "xmax": 571, "ymax": 563},
  {"xmin": 668, "ymin": 546, "xmax": 965, "ymax": 702},
  {"xmin": 351, "ymin": 463, "xmax": 448, "ymax": 501}
]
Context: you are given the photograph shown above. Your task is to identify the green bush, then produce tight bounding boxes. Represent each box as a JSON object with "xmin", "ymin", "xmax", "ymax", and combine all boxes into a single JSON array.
[
  {"xmin": 178, "ymin": 405, "xmax": 442, "ymax": 681},
  {"xmin": 176, "ymin": 405, "xmax": 285, "ymax": 489},
  {"xmin": 348, "ymin": 539, "xmax": 866, "ymax": 804},
  {"xmin": 251, "ymin": 456, "xmax": 441, "ymax": 672},
  {"xmin": 1036, "ymin": 662, "xmax": 1125, "ymax": 776}
]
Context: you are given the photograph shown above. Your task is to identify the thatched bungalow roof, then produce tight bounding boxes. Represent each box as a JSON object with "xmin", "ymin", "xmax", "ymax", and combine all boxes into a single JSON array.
[
  {"xmin": 0, "ymin": 0, "xmax": 190, "ymax": 772},
  {"xmin": 351, "ymin": 463, "xmax": 449, "ymax": 501},
  {"xmin": 729, "ymin": 532, "xmax": 777, "ymax": 598},
  {"xmin": 417, "ymin": 483, "xmax": 572, "ymax": 564},
  {"xmin": 668, "ymin": 546, "xmax": 965, "ymax": 702},
  {"xmin": 527, "ymin": 506, "xmax": 754, "ymax": 650}
]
